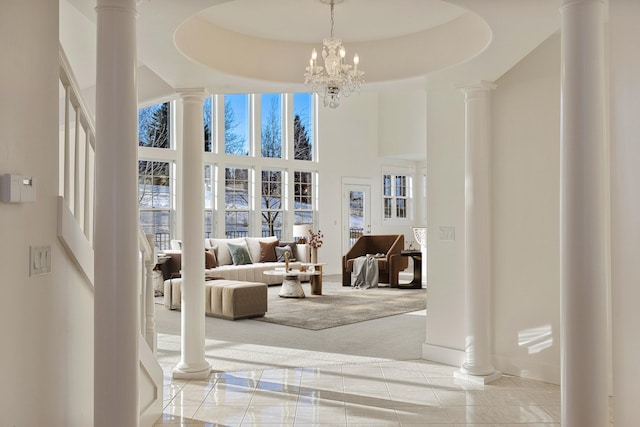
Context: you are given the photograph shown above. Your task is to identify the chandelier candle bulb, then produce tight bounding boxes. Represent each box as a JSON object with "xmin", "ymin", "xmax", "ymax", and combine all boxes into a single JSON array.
[{"xmin": 303, "ymin": 0, "xmax": 364, "ymax": 108}]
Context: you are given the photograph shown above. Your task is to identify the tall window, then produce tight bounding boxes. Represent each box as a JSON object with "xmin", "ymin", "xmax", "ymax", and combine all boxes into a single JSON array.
[
  {"xmin": 138, "ymin": 160, "xmax": 172, "ymax": 249},
  {"xmin": 225, "ymin": 167, "xmax": 250, "ymax": 237},
  {"xmin": 139, "ymin": 102, "xmax": 170, "ymax": 148},
  {"xmin": 138, "ymin": 101, "xmax": 172, "ymax": 249},
  {"xmin": 224, "ymin": 94, "xmax": 249, "ymax": 156},
  {"xmin": 261, "ymin": 94, "xmax": 282, "ymax": 158},
  {"xmin": 293, "ymin": 93, "xmax": 313, "ymax": 161},
  {"xmin": 294, "ymin": 171, "xmax": 313, "ymax": 224},
  {"xmin": 204, "ymin": 164, "xmax": 215, "ymax": 238},
  {"xmin": 204, "ymin": 97, "xmax": 213, "ymax": 152},
  {"xmin": 261, "ymin": 169, "xmax": 283, "ymax": 238},
  {"xmin": 383, "ymin": 173, "xmax": 411, "ymax": 220}
]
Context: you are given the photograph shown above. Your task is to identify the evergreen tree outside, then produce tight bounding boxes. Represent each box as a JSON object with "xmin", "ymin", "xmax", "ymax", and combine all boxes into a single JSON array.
[
  {"xmin": 139, "ymin": 102, "xmax": 169, "ymax": 148},
  {"xmin": 204, "ymin": 97, "xmax": 212, "ymax": 152},
  {"xmin": 293, "ymin": 114, "xmax": 312, "ymax": 161}
]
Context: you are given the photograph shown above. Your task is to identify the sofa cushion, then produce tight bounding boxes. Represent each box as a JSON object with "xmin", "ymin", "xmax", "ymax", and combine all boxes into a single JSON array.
[
  {"xmin": 259, "ymin": 240, "xmax": 279, "ymax": 262},
  {"xmin": 161, "ymin": 251, "xmax": 182, "ymax": 280},
  {"xmin": 245, "ymin": 236, "xmax": 278, "ymax": 263},
  {"xmin": 210, "ymin": 237, "xmax": 245, "ymax": 266},
  {"xmin": 161, "ymin": 250, "xmax": 220, "ymax": 279},
  {"xmin": 228, "ymin": 241, "xmax": 253, "ymax": 265},
  {"xmin": 205, "ymin": 249, "xmax": 217, "ymax": 269},
  {"xmin": 275, "ymin": 245, "xmax": 295, "ymax": 262}
]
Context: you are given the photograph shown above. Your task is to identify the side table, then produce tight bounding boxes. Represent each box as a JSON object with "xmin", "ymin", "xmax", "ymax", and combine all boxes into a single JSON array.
[
  {"xmin": 303, "ymin": 263, "xmax": 326, "ymax": 295},
  {"xmin": 393, "ymin": 251, "xmax": 423, "ymax": 289}
]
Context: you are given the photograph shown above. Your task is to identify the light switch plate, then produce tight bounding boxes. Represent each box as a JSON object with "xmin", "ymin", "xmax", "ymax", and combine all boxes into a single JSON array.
[
  {"xmin": 439, "ymin": 226, "xmax": 456, "ymax": 241},
  {"xmin": 30, "ymin": 245, "xmax": 51, "ymax": 277}
]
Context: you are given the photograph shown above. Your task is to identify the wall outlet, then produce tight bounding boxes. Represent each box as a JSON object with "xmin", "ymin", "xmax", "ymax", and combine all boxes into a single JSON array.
[{"xmin": 30, "ymin": 245, "xmax": 51, "ymax": 277}]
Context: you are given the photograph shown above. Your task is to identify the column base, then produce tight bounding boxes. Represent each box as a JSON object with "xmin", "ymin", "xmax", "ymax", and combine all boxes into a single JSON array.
[
  {"xmin": 172, "ymin": 361, "xmax": 212, "ymax": 380},
  {"xmin": 454, "ymin": 369, "xmax": 502, "ymax": 385}
]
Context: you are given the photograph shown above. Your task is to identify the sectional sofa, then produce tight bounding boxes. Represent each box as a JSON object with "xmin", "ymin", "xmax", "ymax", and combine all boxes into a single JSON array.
[
  {"xmin": 160, "ymin": 236, "xmax": 310, "ymax": 318},
  {"xmin": 162, "ymin": 236, "xmax": 309, "ymax": 285}
]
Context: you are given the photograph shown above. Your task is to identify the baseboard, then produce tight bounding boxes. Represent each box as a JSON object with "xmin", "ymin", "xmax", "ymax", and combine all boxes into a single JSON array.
[
  {"xmin": 422, "ymin": 344, "xmax": 560, "ymax": 385},
  {"xmin": 422, "ymin": 343, "xmax": 465, "ymax": 367},
  {"xmin": 493, "ymin": 354, "xmax": 560, "ymax": 385}
]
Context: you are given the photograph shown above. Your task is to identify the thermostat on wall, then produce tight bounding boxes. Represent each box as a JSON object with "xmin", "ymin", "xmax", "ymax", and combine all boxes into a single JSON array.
[{"xmin": 0, "ymin": 173, "xmax": 36, "ymax": 203}]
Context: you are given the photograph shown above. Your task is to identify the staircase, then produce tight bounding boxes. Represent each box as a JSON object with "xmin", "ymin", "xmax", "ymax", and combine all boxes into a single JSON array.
[{"xmin": 58, "ymin": 44, "xmax": 163, "ymax": 427}]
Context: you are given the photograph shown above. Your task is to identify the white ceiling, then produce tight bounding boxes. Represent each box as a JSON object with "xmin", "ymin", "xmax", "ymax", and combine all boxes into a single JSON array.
[
  {"xmin": 61, "ymin": 0, "xmax": 561, "ymax": 103},
  {"xmin": 198, "ymin": 0, "xmax": 466, "ymax": 43}
]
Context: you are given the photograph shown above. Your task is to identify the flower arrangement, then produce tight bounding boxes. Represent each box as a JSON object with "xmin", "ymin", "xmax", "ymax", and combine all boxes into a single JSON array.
[{"xmin": 308, "ymin": 229, "xmax": 324, "ymax": 248}]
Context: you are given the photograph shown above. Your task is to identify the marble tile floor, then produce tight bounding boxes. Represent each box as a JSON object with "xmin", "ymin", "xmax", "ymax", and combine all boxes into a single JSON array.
[{"xmin": 154, "ymin": 358, "xmax": 564, "ymax": 426}]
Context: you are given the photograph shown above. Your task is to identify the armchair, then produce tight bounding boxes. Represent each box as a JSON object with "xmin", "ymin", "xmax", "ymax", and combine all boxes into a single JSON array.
[{"xmin": 342, "ymin": 235, "xmax": 408, "ymax": 287}]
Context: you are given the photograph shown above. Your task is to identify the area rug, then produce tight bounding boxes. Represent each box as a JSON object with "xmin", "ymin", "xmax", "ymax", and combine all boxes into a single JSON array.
[{"xmin": 253, "ymin": 280, "xmax": 426, "ymax": 330}]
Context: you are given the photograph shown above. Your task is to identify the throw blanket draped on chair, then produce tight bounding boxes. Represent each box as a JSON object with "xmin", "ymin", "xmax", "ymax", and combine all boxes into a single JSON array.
[{"xmin": 352, "ymin": 255, "xmax": 379, "ymax": 289}]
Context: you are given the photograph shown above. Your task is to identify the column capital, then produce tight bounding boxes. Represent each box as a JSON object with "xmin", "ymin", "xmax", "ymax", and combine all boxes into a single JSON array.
[
  {"xmin": 177, "ymin": 88, "xmax": 208, "ymax": 101},
  {"xmin": 456, "ymin": 81, "xmax": 497, "ymax": 97},
  {"xmin": 561, "ymin": 0, "xmax": 605, "ymax": 9},
  {"xmin": 95, "ymin": 0, "xmax": 138, "ymax": 14}
]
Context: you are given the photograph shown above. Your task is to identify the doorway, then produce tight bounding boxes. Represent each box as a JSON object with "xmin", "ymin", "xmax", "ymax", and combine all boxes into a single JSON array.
[{"xmin": 342, "ymin": 183, "xmax": 371, "ymax": 253}]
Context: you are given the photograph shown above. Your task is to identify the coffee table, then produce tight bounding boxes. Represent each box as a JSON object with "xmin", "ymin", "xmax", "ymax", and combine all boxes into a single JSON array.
[{"xmin": 264, "ymin": 268, "xmax": 319, "ymax": 298}]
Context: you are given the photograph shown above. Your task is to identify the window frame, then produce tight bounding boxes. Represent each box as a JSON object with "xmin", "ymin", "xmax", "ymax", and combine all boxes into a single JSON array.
[{"xmin": 382, "ymin": 171, "xmax": 413, "ymax": 223}]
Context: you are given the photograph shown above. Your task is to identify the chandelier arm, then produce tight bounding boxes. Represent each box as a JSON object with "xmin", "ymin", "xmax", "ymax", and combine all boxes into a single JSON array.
[{"xmin": 305, "ymin": 0, "xmax": 363, "ymax": 108}]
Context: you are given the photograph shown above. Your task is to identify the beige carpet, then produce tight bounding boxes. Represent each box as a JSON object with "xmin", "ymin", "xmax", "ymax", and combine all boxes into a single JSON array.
[{"xmin": 253, "ymin": 279, "xmax": 426, "ymax": 330}]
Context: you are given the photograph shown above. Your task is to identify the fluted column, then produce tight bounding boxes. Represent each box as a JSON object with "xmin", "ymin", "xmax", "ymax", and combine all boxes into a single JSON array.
[
  {"xmin": 455, "ymin": 81, "xmax": 501, "ymax": 384},
  {"xmin": 172, "ymin": 89, "xmax": 211, "ymax": 380},
  {"xmin": 560, "ymin": 1, "xmax": 608, "ymax": 426},
  {"xmin": 94, "ymin": 0, "xmax": 139, "ymax": 425}
]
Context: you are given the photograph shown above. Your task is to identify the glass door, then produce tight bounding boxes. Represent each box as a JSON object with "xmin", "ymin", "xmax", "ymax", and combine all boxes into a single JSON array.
[{"xmin": 342, "ymin": 184, "xmax": 371, "ymax": 252}]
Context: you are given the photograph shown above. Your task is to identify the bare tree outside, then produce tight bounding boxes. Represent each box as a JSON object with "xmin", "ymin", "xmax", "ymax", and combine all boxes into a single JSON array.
[
  {"xmin": 261, "ymin": 170, "xmax": 282, "ymax": 237},
  {"xmin": 225, "ymin": 97, "xmax": 248, "ymax": 155},
  {"xmin": 261, "ymin": 94, "xmax": 282, "ymax": 158},
  {"xmin": 138, "ymin": 102, "xmax": 171, "ymax": 248}
]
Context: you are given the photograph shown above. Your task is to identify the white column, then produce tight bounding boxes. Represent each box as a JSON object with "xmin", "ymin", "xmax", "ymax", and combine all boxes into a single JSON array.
[
  {"xmin": 560, "ymin": 1, "xmax": 608, "ymax": 426},
  {"xmin": 144, "ymin": 233, "xmax": 157, "ymax": 353},
  {"xmin": 610, "ymin": 2, "xmax": 640, "ymax": 426},
  {"xmin": 94, "ymin": 0, "xmax": 139, "ymax": 425},
  {"xmin": 455, "ymin": 81, "xmax": 501, "ymax": 384},
  {"xmin": 172, "ymin": 89, "xmax": 211, "ymax": 380}
]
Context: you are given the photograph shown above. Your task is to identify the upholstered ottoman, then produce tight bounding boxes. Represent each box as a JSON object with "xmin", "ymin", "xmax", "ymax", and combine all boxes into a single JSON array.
[
  {"xmin": 209, "ymin": 280, "xmax": 268, "ymax": 320},
  {"xmin": 164, "ymin": 278, "xmax": 267, "ymax": 320}
]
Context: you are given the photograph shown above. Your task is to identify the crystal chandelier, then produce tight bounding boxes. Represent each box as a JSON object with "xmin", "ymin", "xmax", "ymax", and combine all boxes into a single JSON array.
[{"xmin": 304, "ymin": 0, "xmax": 364, "ymax": 108}]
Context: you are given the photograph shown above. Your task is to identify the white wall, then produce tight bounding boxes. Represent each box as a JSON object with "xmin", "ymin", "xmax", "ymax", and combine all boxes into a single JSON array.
[
  {"xmin": 491, "ymin": 34, "xmax": 561, "ymax": 383},
  {"xmin": 424, "ymin": 81, "xmax": 467, "ymax": 360},
  {"xmin": 423, "ymin": 33, "xmax": 562, "ymax": 383},
  {"xmin": 317, "ymin": 93, "xmax": 422, "ymax": 274},
  {"xmin": 0, "ymin": 2, "xmax": 94, "ymax": 425},
  {"xmin": 378, "ymin": 91, "xmax": 427, "ymax": 160},
  {"xmin": 609, "ymin": 1, "xmax": 640, "ymax": 423}
]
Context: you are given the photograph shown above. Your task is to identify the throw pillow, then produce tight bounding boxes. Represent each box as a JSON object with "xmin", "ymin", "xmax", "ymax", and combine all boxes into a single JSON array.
[
  {"xmin": 205, "ymin": 249, "xmax": 217, "ymax": 269},
  {"xmin": 227, "ymin": 241, "xmax": 253, "ymax": 265},
  {"xmin": 275, "ymin": 245, "xmax": 295, "ymax": 262},
  {"xmin": 259, "ymin": 240, "xmax": 279, "ymax": 262},
  {"xmin": 160, "ymin": 252, "xmax": 182, "ymax": 280}
]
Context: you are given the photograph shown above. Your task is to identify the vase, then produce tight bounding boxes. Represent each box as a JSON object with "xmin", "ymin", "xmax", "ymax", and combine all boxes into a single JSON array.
[{"xmin": 311, "ymin": 247, "xmax": 318, "ymax": 264}]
